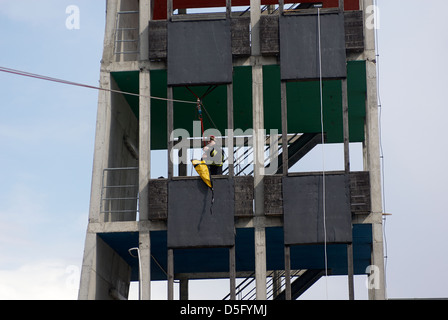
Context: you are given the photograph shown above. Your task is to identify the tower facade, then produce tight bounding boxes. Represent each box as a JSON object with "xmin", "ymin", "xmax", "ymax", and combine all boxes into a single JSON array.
[{"xmin": 79, "ymin": 0, "xmax": 385, "ymax": 300}]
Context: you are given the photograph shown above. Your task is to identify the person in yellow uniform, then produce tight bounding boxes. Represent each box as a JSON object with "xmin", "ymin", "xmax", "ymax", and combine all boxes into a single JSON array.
[{"xmin": 202, "ymin": 135, "xmax": 224, "ymax": 175}]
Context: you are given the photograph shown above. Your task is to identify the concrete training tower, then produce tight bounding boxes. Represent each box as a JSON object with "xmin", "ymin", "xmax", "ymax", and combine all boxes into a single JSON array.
[{"xmin": 79, "ymin": 0, "xmax": 385, "ymax": 300}]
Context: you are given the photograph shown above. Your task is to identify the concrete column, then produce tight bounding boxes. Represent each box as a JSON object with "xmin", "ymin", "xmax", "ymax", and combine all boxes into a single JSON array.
[
  {"xmin": 251, "ymin": 0, "xmax": 267, "ymax": 301},
  {"xmin": 341, "ymin": 78, "xmax": 355, "ymax": 300},
  {"xmin": 227, "ymin": 83, "xmax": 234, "ymax": 177},
  {"xmin": 79, "ymin": 234, "xmax": 132, "ymax": 300},
  {"xmin": 281, "ymin": 81, "xmax": 288, "ymax": 175},
  {"xmin": 363, "ymin": 0, "xmax": 386, "ymax": 300},
  {"xmin": 253, "ymin": 61, "xmax": 266, "ymax": 300},
  {"xmin": 79, "ymin": 70, "xmax": 113, "ymax": 299},
  {"xmin": 139, "ymin": 68, "xmax": 151, "ymax": 221},
  {"xmin": 139, "ymin": 231, "xmax": 151, "ymax": 300},
  {"xmin": 102, "ymin": 0, "xmax": 119, "ymax": 64},
  {"xmin": 229, "ymin": 246, "xmax": 236, "ymax": 300},
  {"xmin": 78, "ymin": 232, "xmax": 97, "ymax": 299},
  {"xmin": 167, "ymin": 87, "xmax": 174, "ymax": 179},
  {"xmin": 180, "ymin": 278, "xmax": 189, "ymax": 300},
  {"xmin": 139, "ymin": 0, "xmax": 151, "ymax": 61},
  {"xmin": 168, "ymin": 249, "xmax": 174, "ymax": 300},
  {"xmin": 138, "ymin": 8, "xmax": 151, "ymax": 303},
  {"xmin": 284, "ymin": 245, "xmax": 291, "ymax": 300},
  {"xmin": 250, "ymin": 0, "xmax": 261, "ymax": 56},
  {"xmin": 139, "ymin": 68, "xmax": 151, "ymax": 222},
  {"xmin": 88, "ymin": 71, "xmax": 112, "ymax": 223}
]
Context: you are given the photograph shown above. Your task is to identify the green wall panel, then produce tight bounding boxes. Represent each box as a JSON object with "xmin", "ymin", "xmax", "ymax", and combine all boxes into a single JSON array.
[{"xmin": 111, "ymin": 61, "xmax": 366, "ymax": 150}]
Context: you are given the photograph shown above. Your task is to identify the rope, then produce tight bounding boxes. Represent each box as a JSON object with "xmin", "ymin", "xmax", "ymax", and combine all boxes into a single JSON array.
[
  {"xmin": 0, "ymin": 66, "xmax": 198, "ymax": 105},
  {"xmin": 317, "ymin": 7, "xmax": 329, "ymax": 300},
  {"xmin": 185, "ymin": 85, "xmax": 219, "ymax": 147},
  {"xmin": 374, "ymin": 0, "xmax": 388, "ymax": 299}
]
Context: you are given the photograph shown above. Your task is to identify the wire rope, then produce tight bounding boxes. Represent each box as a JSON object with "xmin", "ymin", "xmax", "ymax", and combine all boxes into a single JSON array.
[
  {"xmin": 317, "ymin": 7, "xmax": 329, "ymax": 300},
  {"xmin": 0, "ymin": 66, "xmax": 197, "ymax": 105}
]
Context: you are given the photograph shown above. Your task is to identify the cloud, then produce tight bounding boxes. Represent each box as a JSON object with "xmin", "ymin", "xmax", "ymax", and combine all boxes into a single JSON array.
[{"xmin": 0, "ymin": 259, "xmax": 80, "ymax": 300}]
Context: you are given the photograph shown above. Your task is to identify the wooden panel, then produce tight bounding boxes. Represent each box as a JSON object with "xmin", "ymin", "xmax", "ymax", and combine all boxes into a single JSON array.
[
  {"xmin": 149, "ymin": 20, "xmax": 167, "ymax": 60},
  {"xmin": 260, "ymin": 15, "xmax": 279, "ymax": 56},
  {"xmin": 234, "ymin": 176, "xmax": 254, "ymax": 217},
  {"xmin": 344, "ymin": 11, "xmax": 364, "ymax": 53},
  {"xmin": 147, "ymin": 172, "xmax": 370, "ymax": 220},
  {"xmin": 148, "ymin": 11, "xmax": 363, "ymax": 60},
  {"xmin": 231, "ymin": 17, "xmax": 251, "ymax": 56},
  {"xmin": 349, "ymin": 171, "xmax": 371, "ymax": 214},
  {"xmin": 148, "ymin": 178, "xmax": 168, "ymax": 220},
  {"xmin": 264, "ymin": 175, "xmax": 283, "ymax": 216}
]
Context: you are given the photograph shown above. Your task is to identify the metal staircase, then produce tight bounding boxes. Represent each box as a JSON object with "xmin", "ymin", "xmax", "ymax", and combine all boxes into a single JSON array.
[
  {"xmin": 222, "ymin": 269, "xmax": 325, "ymax": 300},
  {"xmin": 222, "ymin": 132, "xmax": 323, "ymax": 177}
]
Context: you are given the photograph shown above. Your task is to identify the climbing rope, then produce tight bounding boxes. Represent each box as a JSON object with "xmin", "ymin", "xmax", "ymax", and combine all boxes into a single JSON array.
[
  {"xmin": 185, "ymin": 85, "xmax": 219, "ymax": 147},
  {"xmin": 318, "ymin": 7, "xmax": 329, "ymax": 299},
  {"xmin": 0, "ymin": 66, "xmax": 198, "ymax": 105}
]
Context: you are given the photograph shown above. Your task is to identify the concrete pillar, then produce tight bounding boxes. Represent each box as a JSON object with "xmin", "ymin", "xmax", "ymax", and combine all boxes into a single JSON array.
[
  {"xmin": 139, "ymin": 0, "xmax": 151, "ymax": 61},
  {"xmin": 139, "ymin": 231, "xmax": 151, "ymax": 300},
  {"xmin": 78, "ymin": 232, "xmax": 97, "ymax": 299},
  {"xmin": 138, "ymin": 0, "xmax": 151, "ymax": 297},
  {"xmin": 79, "ymin": 234, "xmax": 132, "ymax": 300},
  {"xmin": 362, "ymin": 0, "xmax": 386, "ymax": 300},
  {"xmin": 180, "ymin": 278, "xmax": 189, "ymax": 300},
  {"xmin": 78, "ymin": 68, "xmax": 113, "ymax": 299},
  {"xmin": 138, "ymin": 68, "xmax": 151, "ymax": 221},
  {"xmin": 102, "ymin": 0, "xmax": 119, "ymax": 64},
  {"xmin": 251, "ymin": 0, "xmax": 267, "ymax": 300}
]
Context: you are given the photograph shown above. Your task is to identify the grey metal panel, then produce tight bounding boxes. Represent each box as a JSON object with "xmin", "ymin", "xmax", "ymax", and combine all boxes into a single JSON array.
[
  {"xmin": 167, "ymin": 20, "xmax": 233, "ymax": 86},
  {"xmin": 279, "ymin": 13, "xmax": 347, "ymax": 81},
  {"xmin": 167, "ymin": 178, "xmax": 235, "ymax": 248},
  {"xmin": 283, "ymin": 174, "xmax": 352, "ymax": 245}
]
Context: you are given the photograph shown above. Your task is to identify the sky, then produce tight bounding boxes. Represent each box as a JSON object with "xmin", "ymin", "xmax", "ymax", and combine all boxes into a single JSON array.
[{"xmin": 1, "ymin": 0, "xmax": 448, "ymax": 300}]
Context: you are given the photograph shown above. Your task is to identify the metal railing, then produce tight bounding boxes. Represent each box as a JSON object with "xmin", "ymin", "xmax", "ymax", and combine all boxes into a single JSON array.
[
  {"xmin": 223, "ymin": 270, "xmax": 304, "ymax": 300},
  {"xmin": 100, "ymin": 167, "xmax": 139, "ymax": 222},
  {"xmin": 114, "ymin": 10, "xmax": 139, "ymax": 56},
  {"xmin": 222, "ymin": 133, "xmax": 302, "ymax": 176}
]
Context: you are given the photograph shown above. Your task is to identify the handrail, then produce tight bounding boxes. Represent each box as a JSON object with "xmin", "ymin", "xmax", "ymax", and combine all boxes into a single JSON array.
[
  {"xmin": 100, "ymin": 167, "xmax": 139, "ymax": 222},
  {"xmin": 114, "ymin": 10, "xmax": 139, "ymax": 56},
  {"xmin": 222, "ymin": 270, "xmax": 304, "ymax": 300}
]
